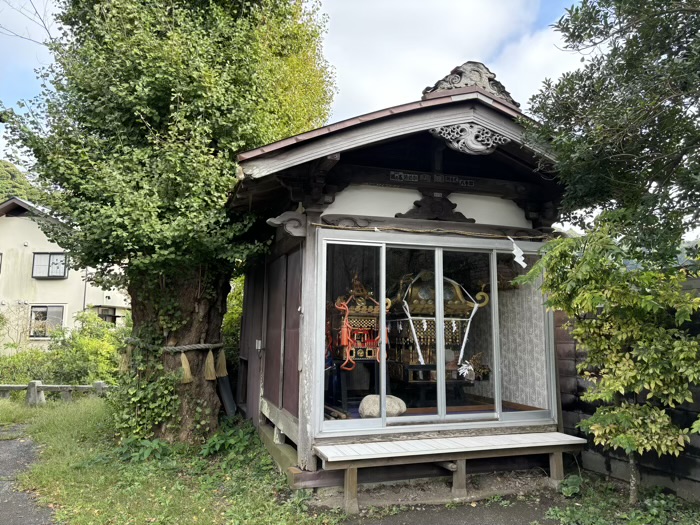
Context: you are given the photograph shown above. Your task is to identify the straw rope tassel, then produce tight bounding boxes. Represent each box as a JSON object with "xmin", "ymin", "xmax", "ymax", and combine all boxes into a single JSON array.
[
  {"xmin": 180, "ymin": 352, "xmax": 193, "ymax": 384},
  {"xmin": 216, "ymin": 350, "xmax": 228, "ymax": 378},
  {"xmin": 204, "ymin": 350, "xmax": 217, "ymax": 381}
]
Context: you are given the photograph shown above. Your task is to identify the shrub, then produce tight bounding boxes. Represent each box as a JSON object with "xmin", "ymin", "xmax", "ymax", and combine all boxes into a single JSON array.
[{"xmin": 0, "ymin": 311, "xmax": 127, "ymax": 386}]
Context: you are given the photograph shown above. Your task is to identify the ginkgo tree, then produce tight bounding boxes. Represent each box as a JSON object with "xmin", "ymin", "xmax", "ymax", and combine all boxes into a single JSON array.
[{"xmin": 1, "ymin": 0, "xmax": 333, "ymax": 441}]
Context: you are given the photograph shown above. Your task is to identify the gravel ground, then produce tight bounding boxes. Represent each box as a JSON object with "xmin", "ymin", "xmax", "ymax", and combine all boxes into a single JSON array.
[
  {"xmin": 313, "ymin": 470, "xmax": 565, "ymax": 525},
  {"xmin": 0, "ymin": 425, "xmax": 53, "ymax": 525}
]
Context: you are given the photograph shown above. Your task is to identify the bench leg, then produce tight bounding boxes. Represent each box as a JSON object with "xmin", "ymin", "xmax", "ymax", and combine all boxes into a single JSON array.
[
  {"xmin": 549, "ymin": 452, "xmax": 564, "ymax": 488},
  {"xmin": 452, "ymin": 459, "xmax": 467, "ymax": 498},
  {"xmin": 344, "ymin": 467, "xmax": 360, "ymax": 515}
]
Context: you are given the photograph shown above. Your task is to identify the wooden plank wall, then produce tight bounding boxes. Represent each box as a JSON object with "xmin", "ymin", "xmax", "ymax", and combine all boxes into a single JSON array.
[
  {"xmin": 283, "ymin": 248, "xmax": 302, "ymax": 417},
  {"xmin": 263, "ymin": 255, "xmax": 287, "ymax": 408},
  {"xmin": 556, "ymin": 311, "xmax": 700, "ymax": 501},
  {"xmin": 239, "ymin": 266, "xmax": 265, "ymax": 425}
]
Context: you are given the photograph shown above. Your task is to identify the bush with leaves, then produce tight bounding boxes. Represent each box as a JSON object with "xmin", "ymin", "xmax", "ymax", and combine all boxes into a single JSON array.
[
  {"xmin": 518, "ymin": 222, "xmax": 700, "ymax": 504},
  {"xmin": 0, "ymin": 311, "xmax": 127, "ymax": 386},
  {"xmin": 222, "ymin": 276, "xmax": 245, "ymax": 375}
]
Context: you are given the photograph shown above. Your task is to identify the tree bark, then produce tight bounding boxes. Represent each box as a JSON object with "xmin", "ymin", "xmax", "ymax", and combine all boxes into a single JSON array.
[
  {"xmin": 628, "ymin": 452, "xmax": 640, "ymax": 505},
  {"xmin": 128, "ymin": 264, "xmax": 232, "ymax": 443}
]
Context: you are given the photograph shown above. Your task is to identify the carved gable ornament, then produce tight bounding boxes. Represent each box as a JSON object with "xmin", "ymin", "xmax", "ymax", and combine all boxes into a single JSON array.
[
  {"xmin": 422, "ymin": 61, "xmax": 520, "ymax": 107},
  {"xmin": 430, "ymin": 123, "xmax": 510, "ymax": 156},
  {"xmin": 396, "ymin": 191, "xmax": 475, "ymax": 223}
]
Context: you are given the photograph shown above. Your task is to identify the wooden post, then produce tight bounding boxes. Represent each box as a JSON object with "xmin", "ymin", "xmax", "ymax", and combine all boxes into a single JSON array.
[
  {"xmin": 93, "ymin": 381, "xmax": 106, "ymax": 397},
  {"xmin": 297, "ymin": 210, "xmax": 322, "ymax": 471},
  {"xmin": 273, "ymin": 426, "xmax": 285, "ymax": 445},
  {"xmin": 549, "ymin": 452, "xmax": 564, "ymax": 487},
  {"xmin": 26, "ymin": 380, "xmax": 46, "ymax": 407},
  {"xmin": 452, "ymin": 459, "xmax": 467, "ymax": 498},
  {"xmin": 344, "ymin": 467, "xmax": 360, "ymax": 515}
]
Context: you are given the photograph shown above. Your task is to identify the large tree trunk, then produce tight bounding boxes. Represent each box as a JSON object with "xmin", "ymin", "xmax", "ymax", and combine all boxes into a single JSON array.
[{"xmin": 128, "ymin": 264, "xmax": 232, "ymax": 443}]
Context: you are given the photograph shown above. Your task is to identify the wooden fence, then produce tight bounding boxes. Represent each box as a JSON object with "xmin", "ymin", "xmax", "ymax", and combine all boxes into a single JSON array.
[{"xmin": 0, "ymin": 380, "xmax": 110, "ymax": 406}]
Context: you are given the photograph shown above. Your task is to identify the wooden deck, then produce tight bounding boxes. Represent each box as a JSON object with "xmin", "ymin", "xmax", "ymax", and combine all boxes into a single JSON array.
[{"xmin": 313, "ymin": 431, "xmax": 586, "ymax": 514}]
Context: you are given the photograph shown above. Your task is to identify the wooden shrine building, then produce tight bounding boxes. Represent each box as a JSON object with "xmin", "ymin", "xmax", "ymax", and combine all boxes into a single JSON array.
[{"xmin": 232, "ymin": 62, "xmax": 585, "ymax": 513}]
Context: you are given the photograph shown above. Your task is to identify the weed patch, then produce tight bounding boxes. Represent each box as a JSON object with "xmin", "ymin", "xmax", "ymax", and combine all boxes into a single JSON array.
[
  {"xmin": 546, "ymin": 477, "xmax": 700, "ymax": 525},
  {"xmin": 7, "ymin": 398, "xmax": 339, "ymax": 524},
  {"xmin": 0, "ymin": 398, "xmax": 45, "ymax": 425}
]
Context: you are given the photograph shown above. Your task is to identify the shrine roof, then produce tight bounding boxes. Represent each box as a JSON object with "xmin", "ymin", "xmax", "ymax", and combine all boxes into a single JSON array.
[
  {"xmin": 235, "ymin": 62, "xmax": 535, "ymax": 180},
  {"xmin": 238, "ymin": 87, "xmax": 522, "ymax": 163}
]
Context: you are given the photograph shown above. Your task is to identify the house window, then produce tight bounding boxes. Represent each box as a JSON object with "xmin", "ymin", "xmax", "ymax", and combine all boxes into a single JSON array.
[
  {"xmin": 29, "ymin": 305, "xmax": 64, "ymax": 337},
  {"xmin": 320, "ymin": 230, "xmax": 554, "ymax": 433},
  {"xmin": 32, "ymin": 253, "xmax": 68, "ymax": 279},
  {"xmin": 97, "ymin": 307, "xmax": 117, "ymax": 324}
]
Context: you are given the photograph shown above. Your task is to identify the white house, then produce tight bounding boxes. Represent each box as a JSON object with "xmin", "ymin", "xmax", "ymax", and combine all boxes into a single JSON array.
[{"xmin": 0, "ymin": 197, "xmax": 130, "ymax": 354}]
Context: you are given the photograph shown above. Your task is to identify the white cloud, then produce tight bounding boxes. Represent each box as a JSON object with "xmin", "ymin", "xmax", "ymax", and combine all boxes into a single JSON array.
[
  {"xmin": 490, "ymin": 24, "xmax": 582, "ymax": 111},
  {"xmin": 321, "ymin": 0, "xmax": 540, "ymax": 122}
]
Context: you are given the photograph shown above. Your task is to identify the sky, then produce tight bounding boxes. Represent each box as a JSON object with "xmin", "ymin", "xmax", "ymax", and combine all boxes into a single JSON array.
[{"xmin": 0, "ymin": 0, "xmax": 582, "ymax": 157}]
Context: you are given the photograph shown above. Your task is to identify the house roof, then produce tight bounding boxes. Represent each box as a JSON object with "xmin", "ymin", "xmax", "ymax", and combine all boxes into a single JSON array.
[{"xmin": 0, "ymin": 196, "xmax": 42, "ymax": 217}]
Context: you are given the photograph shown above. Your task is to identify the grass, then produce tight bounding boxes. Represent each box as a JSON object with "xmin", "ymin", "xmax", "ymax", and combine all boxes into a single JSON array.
[
  {"xmin": 4, "ymin": 399, "xmax": 700, "ymax": 525},
  {"xmin": 546, "ymin": 475, "xmax": 700, "ymax": 525},
  {"xmin": 0, "ymin": 398, "xmax": 341, "ymax": 525},
  {"xmin": 0, "ymin": 398, "xmax": 41, "ymax": 426}
]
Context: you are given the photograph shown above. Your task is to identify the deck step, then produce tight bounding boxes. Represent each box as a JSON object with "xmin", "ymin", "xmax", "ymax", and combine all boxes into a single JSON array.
[{"xmin": 315, "ymin": 431, "xmax": 585, "ymax": 464}]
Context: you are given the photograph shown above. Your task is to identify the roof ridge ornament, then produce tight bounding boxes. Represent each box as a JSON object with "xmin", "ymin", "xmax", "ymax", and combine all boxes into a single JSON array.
[
  {"xmin": 430, "ymin": 123, "xmax": 510, "ymax": 155},
  {"xmin": 422, "ymin": 61, "xmax": 520, "ymax": 107}
]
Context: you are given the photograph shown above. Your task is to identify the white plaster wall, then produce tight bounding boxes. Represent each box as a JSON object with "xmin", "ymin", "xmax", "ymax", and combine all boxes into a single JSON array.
[
  {"xmin": 323, "ymin": 184, "xmax": 532, "ymax": 228},
  {"xmin": 0, "ymin": 216, "xmax": 130, "ymax": 353},
  {"xmin": 450, "ymin": 194, "xmax": 532, "ymax": 228},
  {"xmin": 323, "ymin": 185, "xmax": 419, "ymax": 218}
]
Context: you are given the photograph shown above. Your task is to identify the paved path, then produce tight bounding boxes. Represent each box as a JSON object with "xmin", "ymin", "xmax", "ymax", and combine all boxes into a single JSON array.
[{"xmin": 0, "ymin": 425, "xmax": 53, "ymax": 525}]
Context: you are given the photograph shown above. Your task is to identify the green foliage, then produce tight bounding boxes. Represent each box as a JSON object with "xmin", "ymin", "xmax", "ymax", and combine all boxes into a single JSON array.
[
  {"xmin": 0, "ymin": 398, "xmax": 40, "ymax": 426},
  {"xmin": 108, "ymin": 355, "xmax": 181, "ymax": 440},
  {"xmin": 2, "ymin": 0, "xmax": 333, "ymax": 292},
  {"xmin": 580, "ymin": 403, "xmax": 690, "ymax": 457},
  {"xmin": 547, "ymin": 482, "xmax": 700, "ymax": 525},
  {"xmin": 1, "ymin": 0, "xmax": 333, "ymax": 440},
  {"xmin": 222, "ymin": 276, "xmax": 245, "ymax": 364},
  {"xmin": 199, "ymin": 416, "xmax": 255, "ymax": 458},
  {"xmin": 11, "ymin": 398, "xmax": 341, "ymax": 524},
  {"xmin": 0, "ymin": 312, "xmax": 125, "ymax": 386},
  {"xmin": 46, "ymin": 311, "xmax": 126, "ymax": 384},
  {"xmin": 116, "ymin": 436, "xmax": 173, "ymax": 462},
  {"xmin": 560, "ymin": 474, "xmax": 583, "ymax": 498},
  {"xmin": 0, "ymin": 160, "xmax": 40, "ymax": 202},
  {"xmin": 526, "ymin": 0, "xmax": 700, "ymax": 263},
  {"xmin": 518, "ymin": 222, "xmax": 700, "ymax": 473}
]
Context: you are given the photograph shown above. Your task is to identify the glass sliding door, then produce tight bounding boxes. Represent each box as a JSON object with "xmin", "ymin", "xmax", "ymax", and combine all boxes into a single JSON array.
[
  {"xmin": 442, "ymin": 250, "xmax": 497, "ymax": 419},
  {"xmin": 318, "ymin": 231, "xmax": 554, "ymax": 433},
  {"xmin": 384, "ymin": 248, "xmax": 496, "ymax": 423},
  {"xmin": 323, "ymin": 243, "xmax": 383, "ymax": 424},
  {"xmin": 386, "ymin": 247, "xmax": 438, "ymax": 421}
]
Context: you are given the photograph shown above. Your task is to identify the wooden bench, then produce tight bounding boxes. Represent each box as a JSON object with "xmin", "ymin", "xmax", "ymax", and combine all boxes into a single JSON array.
[{"xmin": 314, "ymin": 431, "xmax": 586, "ymax": 514}]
